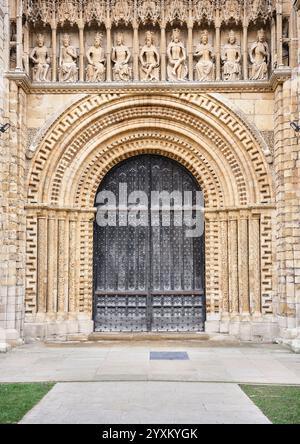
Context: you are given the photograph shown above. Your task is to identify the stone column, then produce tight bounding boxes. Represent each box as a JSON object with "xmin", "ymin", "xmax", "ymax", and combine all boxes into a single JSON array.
[
  {"xmin": 133, "ymin": 20, "xmax": 139, "ymax": 81},
  {"xmin": 47, "ymin": 212, "xmax": 58, "ymax": 313},
  {"xmin": 37, "ymin": 212, "xmax": 48, "ymax": 314},
  {"xmin": 242, "ymin": 19, "xmax": 248, "ymax": 80},
  {"xmin": 106, "ymin": 20, "xmax": 112, "ymax": 82},
  {"xmin": 238, "ymin": 212, "xmax": 250, "ymax": 316},
  {"xmin": 271, "ymin": 17, "xmax": 276, "ymax": 69},
  {"xmin": 68, "ymin": 213, "xmax": 78, "ymax": 313},
  {"xmin": 51, "ymin": 20, "xmax": 57, "ymax": 82},
  {"xmin": 249, "ymin": 214, "xmax": 261, "ymax": 316},
  {"xmin": 16, "ymin": 0, "xmax": 23, "ymax": 70},
  {"xmin": 228, "ymin": 213, "xmax": 239, "ymax": 316},
  {"xmin": 220, "ymin": 213, "xmax": 229, "ymax": 316},
  {"xmin": 215, "ymin": 11, "xmax": 221, "ymax": 81},
  {"xmin": 187, "ymin": 19, "xmax": 193, "ymax": 81},
  {"xmin": 276, "ymin": 0, "xmax": 283, "ymax": 67},
  {"xmin": 78, "ymin": 20, "xmax": 85, "ymax": 82},
  {"xmin": 57, "ymin": 214, "xmax": 68, "ymax": 313},
  {"xmin": 160, "ymin": 20, "xmax": 167, "ymax": 81}
]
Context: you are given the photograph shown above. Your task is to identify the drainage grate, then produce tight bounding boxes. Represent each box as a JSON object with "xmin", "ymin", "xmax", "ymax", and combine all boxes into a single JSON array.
[{"xmin": 150, "ymin": 352, "xmax": 189, "ymax": 360}]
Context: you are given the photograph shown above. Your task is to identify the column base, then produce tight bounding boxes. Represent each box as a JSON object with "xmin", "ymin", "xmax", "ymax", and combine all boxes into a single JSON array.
[
  {"xmin": 0, "ymin": 327, "xmax": 11, "ymax": 353},
  {"xmin": 24, "ymin": 316, "xmax": 94, "ymax": 342}
]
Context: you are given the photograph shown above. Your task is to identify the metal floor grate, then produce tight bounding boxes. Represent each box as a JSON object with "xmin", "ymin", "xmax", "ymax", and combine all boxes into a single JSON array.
[{"xmin": 150, "ymin": 352, "xmax": 189, "ymax": 360}]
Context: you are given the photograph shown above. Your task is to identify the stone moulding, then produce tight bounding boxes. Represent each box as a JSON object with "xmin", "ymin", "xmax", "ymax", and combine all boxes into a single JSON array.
[{"xmin": 5, "ymin": 69, "xmax": 292, "ymax": 95}]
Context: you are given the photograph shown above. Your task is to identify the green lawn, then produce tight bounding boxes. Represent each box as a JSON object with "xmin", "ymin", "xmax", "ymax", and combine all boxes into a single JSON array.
[
  {"xmin": 0, "ymin": 383, "xmax": 54, "ymax": 424},
  {"xmin": 241, "ymin": 384, "xmax": 300, "ymax": 424}
]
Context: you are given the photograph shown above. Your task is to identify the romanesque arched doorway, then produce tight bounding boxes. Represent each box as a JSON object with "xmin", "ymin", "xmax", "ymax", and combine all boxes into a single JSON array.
[{"xmin": 93, "ymin": 155, "xmax": 205, "ymax": 332}]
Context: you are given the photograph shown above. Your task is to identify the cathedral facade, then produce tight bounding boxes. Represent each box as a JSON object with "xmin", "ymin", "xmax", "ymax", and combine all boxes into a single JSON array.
[{"xmin": 0, "ymin": 0, "xmax": 300, "ymax": 351}]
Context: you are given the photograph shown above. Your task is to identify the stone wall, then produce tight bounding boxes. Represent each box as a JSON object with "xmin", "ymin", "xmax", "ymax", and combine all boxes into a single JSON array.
[{"xmin": 0, "ymin": 0, "xmax": 26, "ymax": 351}]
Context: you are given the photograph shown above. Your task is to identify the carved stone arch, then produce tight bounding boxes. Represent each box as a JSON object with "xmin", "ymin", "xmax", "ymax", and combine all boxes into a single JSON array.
[
  {"xmin": 27, "ymin": 92, "xmax": 273, "ymax": 208},
  {"xmin": 24, "ymin": 91, "xmax": 276, "ymax": 340}
]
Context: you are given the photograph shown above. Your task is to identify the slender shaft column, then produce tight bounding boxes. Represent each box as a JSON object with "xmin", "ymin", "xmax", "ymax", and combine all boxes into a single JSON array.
[
  {"xmin": 160, "ymin": 21, "xmax": 167, "ymax": 81},
  {"xmin": 215, "ymin": 10, "xmax": 221, "ymax": 81},
  {"xmin": 187, "ymin": 19, "xmax": 193, "ymax": 81},
  {"xmin": 106, "ymin": 22, "xmax": 112, "ymax": 82},
  {"xmin": 47, "ymin": 213, "xmax": 58, "ymax": 313},
  {"xmin": 37, "ymin": 213, "xmax": 48, "ymax": 314},
  {"xmin": 23, "ymin": 23, "xmax": 29, "ymax": 74},
  {"xmin": 68, "ymin": 214, "xmax": 78, "ymax": 312},
  {"xmin": 249, "ymin": 215, "xmax": 261, "ymax": 316},
  {"xmin": 78, "ymin": 20, "xmax": 84, "ymax": 82},
  {"xmin": 276, "ymin": 1, "xmax": 283, "ymax": 67},
  {"xmin": 57, "ymin": 214, "xmax": 68, "ymax": 313},
  {"xmin": 133, "ymin": 21, "xmax": 139, "ymax": 81},
  {"xmin": 220, "ymin": 214, "xmax": 229, "ymax": 315},
  {"xmin": 271, "ymin": 17, "xmax": 276, "ymax": 69},
  {"xmin": 238, "ymin": 213, "xmax": 250, "ymax": 315},
  {"xmin": 16, "ymin": 0, "xmax": 23, "ymax": 70},
  {"xmin": 242, "ymin": 21, "xmax": 248, "ymax": 80},
  {"xmin": 228, "ymin": 214, "xmax": 239, "ymax": 316},
  {"xmin": 51, "ymin": 22, "xmax": 57, "ymax": 82}
]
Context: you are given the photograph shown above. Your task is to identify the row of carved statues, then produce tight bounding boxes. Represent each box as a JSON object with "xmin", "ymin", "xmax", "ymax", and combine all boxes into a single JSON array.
[{"xmin": 30, "ymin": 28, "xmax": 270, "ymax": 83}]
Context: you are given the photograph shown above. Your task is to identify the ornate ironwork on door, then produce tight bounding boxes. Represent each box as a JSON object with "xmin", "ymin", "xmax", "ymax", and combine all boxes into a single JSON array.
[{"xmin": 93, "ymin": 155, "xmax": 205, "ymax": 332}]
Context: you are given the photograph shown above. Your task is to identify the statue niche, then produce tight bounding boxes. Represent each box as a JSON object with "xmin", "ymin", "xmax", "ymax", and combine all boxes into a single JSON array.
[
  {"xmin": 222, "ymin": 30, "xmax": 241, "ymax": 81},
  {"xmin": 249, "ymin": 29, "xmax": 270, "ymax": 81},
  {"xmin": 167, "ymin": 28, "xmax": 188, "ymax": 82},
  {"xmin": 139, "ymin": 31, "xmax": 160, "ymax": 81},
  {"xmin": 112, "ymin": 32, "xmax": 132, "ymax": 82},
  {"xmin": 59, "ymin": 33, "xmax": 78, "ymax": 82},
  {"xmin": 194, "ymin": 30, "xmax": 215, "ymax": 81},
  {"xmin": 86, "ymin": 32, "xmax": 106, "ymax": 82},
  {"xmin": 30, "ymin": 33, "xmax": 51, "ymax": 82}
]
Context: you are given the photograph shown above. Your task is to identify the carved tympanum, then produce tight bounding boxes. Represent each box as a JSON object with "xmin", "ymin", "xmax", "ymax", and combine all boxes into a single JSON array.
[
  {"xmin": 59, "ymin": 33, "xmax": 78, "ymax": 82},
  {"xmin": 139, "ymin": 31, "xmax": 160, "ymax": 81},
  {"xmin": 167, "ymin": 28, "xmax": 188, "ymax": 82},
  {"xmin": 112, "ymin": 32, "xmax": 132, "ymax": 82},
  {"xmin": 222, "ymin": 30, "xmax": 241, "ymax": 81},
  {"xmin": 194, "ymin": 30, "xmax": 215, "ymax": 81},
  {"xmin": 86, "ymin": 32, "xmax": 106, "ymax": 82},
  {"xmin": 30, "ymin": 33, "xmax": 50, "ymax": 82},
  {"xmin": 250, "ymin": 29, "xmax": 270, "ymax": 80}
]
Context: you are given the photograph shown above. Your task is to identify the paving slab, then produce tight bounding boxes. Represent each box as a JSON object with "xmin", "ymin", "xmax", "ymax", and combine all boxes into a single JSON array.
[
  {"xmin": 0, "ymin": 342, "xmax": 299, "ymax": 384},
  {"xmin": 20, "ymin": 381, "xmax": 271, "ymax": 424}
]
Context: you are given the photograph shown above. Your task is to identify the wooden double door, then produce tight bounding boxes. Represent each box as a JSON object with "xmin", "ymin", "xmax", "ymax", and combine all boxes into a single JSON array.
[{"xmin": 93, "ymin": 155, "xmax": 205, "ymax": 332}]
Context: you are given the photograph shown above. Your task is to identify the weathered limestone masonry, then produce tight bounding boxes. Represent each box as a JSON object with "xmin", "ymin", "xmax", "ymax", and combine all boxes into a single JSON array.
[
  {"xmin": 274, "ymin": 0, "xmax": 300, "ymax": 352},
  {"xmin": 0, "ymin": 1, "xmax": 300, "ymax": 351},
  {"xmin": 0, "ymin": 0, "xmax": 26, "ymax": 352}
]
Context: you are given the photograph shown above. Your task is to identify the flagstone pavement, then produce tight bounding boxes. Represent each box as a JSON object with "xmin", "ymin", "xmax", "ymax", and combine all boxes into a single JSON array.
[{"xmin": 1, "ymin": 341, "xmax": 299, "ymax": 424}]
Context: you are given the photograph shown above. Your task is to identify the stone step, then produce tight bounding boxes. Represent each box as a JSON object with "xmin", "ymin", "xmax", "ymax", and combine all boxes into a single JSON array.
[{"xmin": 88, "ymin": 332, "xmax": 213, "ymax": 341}]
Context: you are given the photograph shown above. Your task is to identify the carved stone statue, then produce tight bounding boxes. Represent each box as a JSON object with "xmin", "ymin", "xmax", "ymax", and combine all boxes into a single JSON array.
[
  {"xmin": 139, "ymin": 31, "xmax": 160, "ymax": 81},
  {"xmin": 250, "ymin": 29, "xmax": 270, "ymax": 81},
  {"xmin": 194, "ymin": 30, "xmax": 215, "ymax": 81},
  {"xmin": 222, "ymin": 30, "xmax": 241, "ymax": 81},
  {"xmin": 112, "ymin": 32, "xmax": 132, "ymax": 82},
  {"xmin": 167, "ymin": 28, "xmax": 188, "ymax": 81},
  {"xmin": 86, "ymin": 32, "xmax": 106, "ymax": 82},
  {"xmin": 30, "ymin": 33, "xmax": 50, "ymax": 82},
  {"xmin": 59, "ymin": 34, "xmax": 78, "ymax": 82}
]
